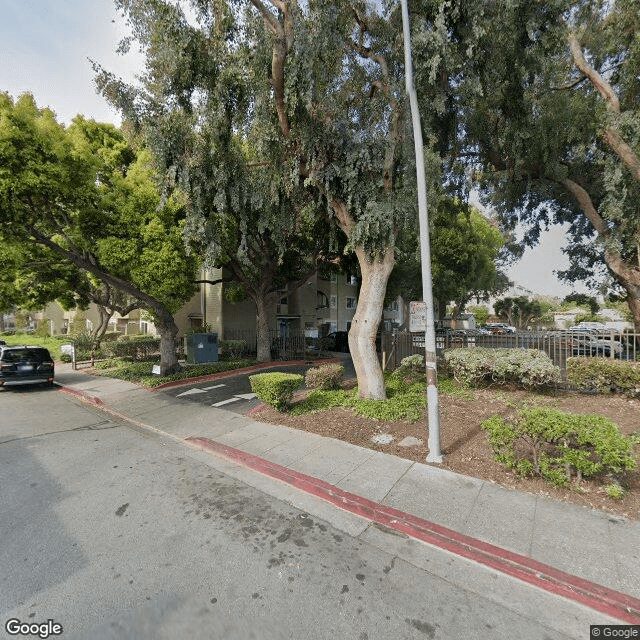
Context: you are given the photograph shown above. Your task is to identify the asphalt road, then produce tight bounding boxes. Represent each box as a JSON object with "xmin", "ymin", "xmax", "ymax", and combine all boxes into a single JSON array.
[{"xmin": 0, "ymin": 385, "xmax": 599, "ymax": 639}]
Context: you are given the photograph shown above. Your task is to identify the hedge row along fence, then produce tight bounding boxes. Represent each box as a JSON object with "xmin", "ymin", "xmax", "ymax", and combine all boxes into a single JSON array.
[
  {"xmin": 443, "ymin": 348, "xmax": 561, "ymax": 390},
  {"xmin": 566, "ymin": 357, "xmax": 640, "ymax": 397}
]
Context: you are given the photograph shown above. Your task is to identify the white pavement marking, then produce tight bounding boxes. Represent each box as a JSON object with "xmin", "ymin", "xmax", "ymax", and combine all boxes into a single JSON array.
[
  {"xmin": 203, "ymin": 384, "xmax": 226, "ymax": 391},
  {"xmin": 212, "ymin": 393, "xmax": 257, "ymax": 407},
  {"xmin": 176, "ymin": 388, "xmax": 208, "ymax": 397},
  {"xmin": 212, "ymin": 397, "xmax": 241, "ymax": 407}
]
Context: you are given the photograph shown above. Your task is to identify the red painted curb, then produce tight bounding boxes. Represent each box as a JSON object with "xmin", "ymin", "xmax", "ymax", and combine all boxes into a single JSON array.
[
  {"xmin": 57, "ymin": 385, "xmax": 103, "ymax": 405},
  {"xmin": 186, "ymin": 436, "xmax": 640, "ymax": 625},
  {"xmin": 152, "ymin": 358, "xmax": 340, "ymax": 391}
]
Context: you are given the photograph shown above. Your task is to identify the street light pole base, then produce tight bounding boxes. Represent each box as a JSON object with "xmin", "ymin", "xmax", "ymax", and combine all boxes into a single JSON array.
[{"xmin": 426, "ymin": 451, "xmax": 443, "ymax": 464}]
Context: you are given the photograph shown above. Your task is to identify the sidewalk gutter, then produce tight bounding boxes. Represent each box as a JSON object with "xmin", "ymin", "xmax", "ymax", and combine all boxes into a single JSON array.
[
  {"xmin": 57, "ymin": 381, "xmax": 640, "ymax": 625},
  {"xmin": 186, "ymin": 436, "xmax": 640, "ymax": 625}
]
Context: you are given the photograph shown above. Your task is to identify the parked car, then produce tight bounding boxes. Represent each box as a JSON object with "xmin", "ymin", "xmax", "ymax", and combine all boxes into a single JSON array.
[
  {"xmin": 485, "ymin": 323, "xmax": 516, "ymax": 334},
  {"xmin": 0, "ymin": 345, "xmax": 55, "ymax": 389},
  {"xmin": 320, "ymin": 331, "xmax": 350, "ymax": 353},
  {"xmin": 568, "ymin": 334, "xmax": 622, "ymax": 358}
]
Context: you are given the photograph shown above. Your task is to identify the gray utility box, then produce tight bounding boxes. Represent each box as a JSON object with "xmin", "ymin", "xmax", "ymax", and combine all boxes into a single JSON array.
[{"xmin": 186, "ymin": 332, "xmax": 219, "ymax": 364}]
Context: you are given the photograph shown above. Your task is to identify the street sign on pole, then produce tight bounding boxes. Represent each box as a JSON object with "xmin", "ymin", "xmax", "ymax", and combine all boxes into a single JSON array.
[{"xmin": 409, "ymin": 301, "xmax": 427, "ymax": 333}]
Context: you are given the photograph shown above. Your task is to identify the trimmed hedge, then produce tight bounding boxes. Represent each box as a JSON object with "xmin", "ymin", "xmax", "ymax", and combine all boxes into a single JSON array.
[
  {"xmin": 305, "ymin": 363, "xmax": 344, "ymax": 390},
  {"xmin": 219, "ymin": 339, "xmax": 249, "ymax": 360},
  {"xmin": 102, "ymin": 336, "xmax": 161, "ymax": 360},
  {"xmin": 249, "ymin": 372, "xmax": 303, "ymax": 411},
  {"xmin": 482, "ymin": 408, "xmax": 638, "ymax": 487},
  {"xmin": 567, "ymin": 357, "xmax": 640, "ymax": 397},
  {"xmin": 443, "ymin": 348, "xmax": 561, "ymax": 389}
]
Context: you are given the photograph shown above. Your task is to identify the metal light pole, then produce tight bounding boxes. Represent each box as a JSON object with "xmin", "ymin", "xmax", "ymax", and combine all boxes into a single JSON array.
[{"xmin": 400, "ymin": 0, "xmax": 442, "ymax": 463}]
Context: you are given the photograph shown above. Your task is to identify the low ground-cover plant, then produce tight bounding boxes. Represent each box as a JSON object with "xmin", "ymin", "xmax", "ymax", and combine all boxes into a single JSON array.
[
  {"xmin": 288, "ymin": 368, "xmax": 470, "ymax": 421},
  {"xmin": 567, "ymin": 357, "xmax": 640, "ymax": 397},
  {"xmin": 93, "ymin": 357, "xmax": 255, "ymax": 387},
  {"xmin": 249, "ymin": 372, "xmax": 304, "ymax": 411},
  {"xmin": 444, "ymin": 348, "xmax": 561, "ymax": 389},
  {"xmin": 305, "ymin": 363, "xmax": 344, "ymax": 390},
  {"xmin": 482, "ymin": 408, "xmax": 638, "ymax": 488}
]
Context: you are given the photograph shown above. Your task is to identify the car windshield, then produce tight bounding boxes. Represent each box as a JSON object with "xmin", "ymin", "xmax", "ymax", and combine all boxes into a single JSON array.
[{"xmin": 1, "ymin": 348, "xmax": 51, "ymax": 363}]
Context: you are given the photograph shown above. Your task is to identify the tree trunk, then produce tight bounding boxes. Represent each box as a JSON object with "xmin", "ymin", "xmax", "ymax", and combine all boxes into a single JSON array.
[
  {"xmin": 349, "ymin": 247, "xmax": 394, "ymax": 400},
  {"xmin": 625, "ymin": 285, "xmax": 640, "ymax": 331},
  {"xmin": 155, "ymin": 312, "xmax": 180, "ymax": 376},
  {"xmin": 92, "ymin": 305, "xmax": 113, "ymax": 352},
  {"xmin": 255, "ymin": 295, "xmax": 272, "ymax": 363}
]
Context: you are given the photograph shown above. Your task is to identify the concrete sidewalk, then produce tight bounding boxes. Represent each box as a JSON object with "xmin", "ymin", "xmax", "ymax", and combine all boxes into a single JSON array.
[{"xmin": 53, "ymin": 364, "xmax": 640, "ymax": 623}]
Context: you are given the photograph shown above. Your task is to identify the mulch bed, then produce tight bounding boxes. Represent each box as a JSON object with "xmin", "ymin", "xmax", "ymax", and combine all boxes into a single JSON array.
[{"xmin": 250, "ymin": 385, "xmax": 640, "ymax": 519}]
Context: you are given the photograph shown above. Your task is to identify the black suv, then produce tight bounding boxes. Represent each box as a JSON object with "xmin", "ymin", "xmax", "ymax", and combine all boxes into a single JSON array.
[{"xmin": 0, "ymin": 345, "xmax": 55, "ymax": 389}]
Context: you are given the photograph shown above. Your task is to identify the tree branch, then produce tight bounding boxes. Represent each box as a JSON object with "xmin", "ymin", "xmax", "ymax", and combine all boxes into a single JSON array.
[
  {"xmin": 568, "ymin": 33, "xmax": 640, "ymax": 182},
  {"xmin": 561, "ymin": 177, "xmax": 640, "ymax": 286},
  {"xmin": 26, "ymin": 226, "xmax": 175, "ymax": 322},
  {"xmin": 568, "ymin": 33, "xmax": 619, "ymax": 111}
]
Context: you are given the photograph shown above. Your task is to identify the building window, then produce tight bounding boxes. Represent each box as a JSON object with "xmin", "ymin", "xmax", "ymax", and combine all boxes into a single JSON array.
[
  {"xmin": 330, "ymin": 295, "xmax": 337, "ymax": 309},
  {"xmin": 346, "ymin": 297, "xmax": 357, "ymax": 309},
  {"xmin": 346, "ymin": 273, "xmax": 358, "ymax": 286}
]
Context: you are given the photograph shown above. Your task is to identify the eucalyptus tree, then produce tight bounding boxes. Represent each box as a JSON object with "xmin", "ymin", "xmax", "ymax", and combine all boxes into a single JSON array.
[
  {"xmin": 450, "ymin": 0, "xmax": 640, "ymax": 328},
  {"xmin": 96, "ymin": 0, "xmax": 447, "ymax": 397},
  {"xmin": 0, "ymin": 94, "xmax": 198, "ymax": 373}
]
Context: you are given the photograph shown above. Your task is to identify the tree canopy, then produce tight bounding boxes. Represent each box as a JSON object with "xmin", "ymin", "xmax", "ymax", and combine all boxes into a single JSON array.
[
  {"xmin": 96, "ymin": 0, "xmax": 457, "ymax": 397},
  {"xmin": 0, "ymin": 93, "xmax": 198, "ymax": 372},
  {"xmin": 386, "ymin": 198, "xmax": 507, "ymax": 321},
  {"xmin": 449, "ymin": 0, "xmax": 640, "ymax": 327}
]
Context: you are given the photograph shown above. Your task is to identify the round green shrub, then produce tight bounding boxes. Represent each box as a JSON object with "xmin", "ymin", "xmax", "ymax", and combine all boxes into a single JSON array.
[
  {"xmin": 249, "ymin": 372, "xmax": 304, "ymax": 411},
  {"xmin": 305, "ymin": 364, "xmax": 344, "ymax": 390}
]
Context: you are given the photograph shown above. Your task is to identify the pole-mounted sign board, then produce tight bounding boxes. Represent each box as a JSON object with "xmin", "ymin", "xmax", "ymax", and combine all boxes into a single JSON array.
[{"xmin": 409, "ymin": 301, "xmax": 427, "ymax": 333}]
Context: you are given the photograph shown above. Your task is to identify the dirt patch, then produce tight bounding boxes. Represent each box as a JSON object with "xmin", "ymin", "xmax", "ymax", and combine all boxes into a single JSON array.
[{"xmin": 250, "ymin": 385, "xmax": 640, "ymax": 519}]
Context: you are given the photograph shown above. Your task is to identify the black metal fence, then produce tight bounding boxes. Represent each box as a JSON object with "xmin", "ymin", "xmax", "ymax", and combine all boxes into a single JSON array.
[
  {"xmin": 219, "ymin": 328, "xmax": 308, "ymax": 361},
  {"xmin": 380, "ymin": 330, "xmax": 640, "ymax": 381}
]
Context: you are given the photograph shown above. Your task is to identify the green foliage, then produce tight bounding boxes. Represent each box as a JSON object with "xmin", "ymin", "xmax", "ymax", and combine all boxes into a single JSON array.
[
  {"xmin": 0, "ymin": 94, "xmax": 198, "ymax": 372},
  {"xmin": 0, "ymin": 333, "xmax": 70, "ymax": 359},
  {"xmin": 388, "ymin": 200, "xmax": 507, "ymax": 313},
  {"xmin": 93, "ymin": 358, "xmax": 255, "ymax": 387},
  {"xmin": 102, "ymin": 336, "xmax": 161, "ymax": 361},
  {"xmin": 468, "ymin": 306, "xmax": 489, "ymax": 325},
  {"xmin": 604, "ymin": 484, "xmax": 625, "ymax": 500},
  {"xmin": 564, "ymin": 294, "xmax": 599, "ymax": 316},
  {"xmin": 455, "ymin": 0, "xmax": 640, "ymax": 323},
  {"xmin": 249, "ymin": 372, "xmax": 304, "ymax": 411},
  {"xmin": 482, "ymin": 408, "xmax": 638, "ymax": 488},
  {"xmin": 351, "ymin": 389, "xmax": 424, "ymax": 422},
  {"xmin": 444, "ymin": 348, "xmax": 561, "ymax": 389},
  {"xmin": 494, "ymin": 297, "xmax": 543, "ymax": 330},
  {"xmin": 567, "ymin": 357, "xmax": 640, "ymax": 397},
  {"xmin": 218, "ymin": 340, "xmax": 249, "ymax": 361},
  {"xmin": 288, "ymin": 389, "xmax": 351, "ymax": 416},
  {"xmin": 304, "ymin": 364, "xmax": 344, "ymax": 391},
  {"xmin": 59, "ymin": 353, "xmax": 72, "ymax": 363},
  {"xmin": 34, "ymin": 319, "xmax": 51, "ymax": 337},
  {"xmin": 69, "ymin": 311, "xmax": 88, "ymax": 337}
]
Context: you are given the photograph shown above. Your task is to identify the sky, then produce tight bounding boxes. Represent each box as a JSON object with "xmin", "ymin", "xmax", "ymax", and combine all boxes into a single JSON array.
[{"xmin": 1, "ymin": 0, "xmax": 590, "ymax": 300}]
